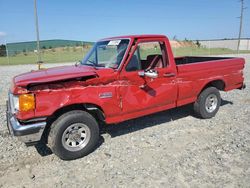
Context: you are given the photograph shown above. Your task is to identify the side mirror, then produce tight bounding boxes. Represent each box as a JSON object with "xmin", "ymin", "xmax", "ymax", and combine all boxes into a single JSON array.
[{"xmin": 145, "ymin": 70, "xmax": 158, "ymax": 78}]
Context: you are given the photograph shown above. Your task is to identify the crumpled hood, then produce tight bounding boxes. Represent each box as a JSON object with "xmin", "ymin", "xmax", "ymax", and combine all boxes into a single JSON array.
[{"xmin": 14, "ymin": 65, "xmax": 97, "ymax": 87}]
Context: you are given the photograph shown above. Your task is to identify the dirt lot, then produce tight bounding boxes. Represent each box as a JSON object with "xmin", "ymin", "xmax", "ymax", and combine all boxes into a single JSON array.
[{"xmin": 0, "ymin": 55, "xmax": 249, "ymax": 188}]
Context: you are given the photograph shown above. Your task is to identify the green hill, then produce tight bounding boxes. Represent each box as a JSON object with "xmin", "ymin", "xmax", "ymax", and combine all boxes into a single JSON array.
[{"xmin": 7, "ymin": 39, "xmax": 93, "ymax": 55}]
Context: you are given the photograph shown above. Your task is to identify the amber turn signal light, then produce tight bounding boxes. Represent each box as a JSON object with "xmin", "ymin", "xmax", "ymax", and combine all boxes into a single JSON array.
[{"xmin": 19, "ymin": 94, "xmax": 35, "ymax": 112}]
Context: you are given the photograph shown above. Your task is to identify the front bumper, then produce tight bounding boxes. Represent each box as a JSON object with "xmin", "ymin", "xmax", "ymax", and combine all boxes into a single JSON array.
[{"xmin": 6, "ymin": 99, "xmax": 46, "ymax": 144}]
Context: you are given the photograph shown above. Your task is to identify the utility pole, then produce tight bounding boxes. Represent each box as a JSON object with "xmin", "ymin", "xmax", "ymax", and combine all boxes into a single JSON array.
[
  {"xmin": 5, "ymin": 39, "xmax": 10, "ymax": 65},
  {"xmin": 237, "ymin": 0, "xmax": 246, "ymax": 53},
  {"xmin": 34, "ymin": 0, "xmax": 42, "ymax": 67}
]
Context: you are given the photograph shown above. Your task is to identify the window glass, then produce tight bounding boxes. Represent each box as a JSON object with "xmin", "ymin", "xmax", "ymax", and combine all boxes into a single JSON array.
[
  {"xmin": 125, "ymin": 48, "xmax": 141, "ymax": 72},
  {"xmin": 138, "ymin": 42, "xmax": 162, "ymax": 60},
  {"xmin": 81, "ymin": 39, "xmax": 129, "ymax": 69},
  {"xmin": 126, "ymin": 41, "xmax": 165, "ymax": 72}
]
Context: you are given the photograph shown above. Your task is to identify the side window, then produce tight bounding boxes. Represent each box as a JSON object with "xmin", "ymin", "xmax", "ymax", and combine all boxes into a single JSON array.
[
  {"xmin": 138, "ymin": 42, "xmax": 162, "ymax": 60},
  {"xmin": 126, "ymin": 41, "xmax": 166, "ymax": 72},
  {"xmin": 125, "ymin": 48, "xmax": 141, "ymax": 72}
]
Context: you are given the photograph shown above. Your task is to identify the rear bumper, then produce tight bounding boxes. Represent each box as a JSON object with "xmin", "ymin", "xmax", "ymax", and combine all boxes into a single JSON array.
[
  {"xmin": 242, "ymin": 83, "xmax": 246, "ymax": 89},
  {"xmin": 6, "ymin": 100, "xmax": 46, "ymax": 144},
  {"xmin": 238, "ymin": 83, "xmax": 246, "ymax": 90}
]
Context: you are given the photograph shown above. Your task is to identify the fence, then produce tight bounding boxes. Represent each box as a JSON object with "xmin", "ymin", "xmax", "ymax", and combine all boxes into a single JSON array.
[{"xmin": 199, "ymin": 39, "xmax": 250, "ymax": 51}]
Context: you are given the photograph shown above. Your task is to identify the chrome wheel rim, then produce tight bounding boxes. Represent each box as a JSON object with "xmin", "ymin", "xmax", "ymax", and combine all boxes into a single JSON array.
[
  {"xmin": 205, "ymin": 94, "xmax": 218, "ymax": 113},
  {"xmin": 62, "ymin": 123, "xmax": 91, "ymax": 152}
]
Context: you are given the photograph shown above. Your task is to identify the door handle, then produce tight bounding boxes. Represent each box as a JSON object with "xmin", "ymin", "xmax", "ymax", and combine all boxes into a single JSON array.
[{"xmin": 163, "ymin": 73, "xmax": 176, "ymax": 77}]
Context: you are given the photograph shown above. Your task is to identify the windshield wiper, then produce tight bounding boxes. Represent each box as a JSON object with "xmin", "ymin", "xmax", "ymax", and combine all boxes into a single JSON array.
[
  {"xmin": 82, "ymin": 61, "xmax": 98, "ymax": 69},
  {"xmin": 75, "ymin": 60, "xmax": 81, "ymax": 67}
]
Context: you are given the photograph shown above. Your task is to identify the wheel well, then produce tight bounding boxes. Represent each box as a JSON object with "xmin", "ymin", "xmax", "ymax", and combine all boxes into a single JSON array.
[
  {"xmin": 47, "ymin": 103, "xmax": 105, "ymax": 124},
  {"xmin": 202, "ymin": 80, "xmax": 225, "ymax": 92},
  {"xmin": 42, "ymin": 103, "xmax": 105, "ymax": 144}
]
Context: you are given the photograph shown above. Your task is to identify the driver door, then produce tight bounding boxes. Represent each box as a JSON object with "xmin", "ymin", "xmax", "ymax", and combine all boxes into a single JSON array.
[{"xmin": 118, "ymin": 39, "xmax": 178, "ymax": 116}]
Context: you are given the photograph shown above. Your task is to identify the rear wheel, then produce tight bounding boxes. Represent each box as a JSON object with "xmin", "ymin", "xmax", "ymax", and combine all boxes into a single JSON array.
[
  {"xmin": 194, "ymin": 87, "xmax": 221, "ymax": 119},
  {"xmin": 48, "ymin": 110, "xmax": 99, "ymax": 160}
]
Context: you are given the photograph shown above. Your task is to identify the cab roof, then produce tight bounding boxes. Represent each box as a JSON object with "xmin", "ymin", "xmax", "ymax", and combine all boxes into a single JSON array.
[{"xmin": 100, "ymin": 34, "xmax": 168, "ymax": 41}]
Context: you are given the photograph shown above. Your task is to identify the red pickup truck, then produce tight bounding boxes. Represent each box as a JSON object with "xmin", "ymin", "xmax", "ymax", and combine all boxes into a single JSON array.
[{"xmin": 6, "ymin": 35, "xmax": 245, "ymax": 160}]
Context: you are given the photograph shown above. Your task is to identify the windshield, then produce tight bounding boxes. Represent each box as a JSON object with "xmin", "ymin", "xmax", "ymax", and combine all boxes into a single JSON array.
[{"xmin": 81, "ymin": 39, "xmax": 130, "ymax": 69}]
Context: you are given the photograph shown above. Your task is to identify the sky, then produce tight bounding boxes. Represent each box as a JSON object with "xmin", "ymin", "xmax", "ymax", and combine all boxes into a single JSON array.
[{"xmin": 0, "ymin": 0, "xmax": 250, "ymax": 44}]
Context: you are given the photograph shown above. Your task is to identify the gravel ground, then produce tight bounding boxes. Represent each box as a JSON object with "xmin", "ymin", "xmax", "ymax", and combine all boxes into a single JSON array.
[{"xmin": 0, "ymin": 55, "xmax": 249, "ymax": 188}]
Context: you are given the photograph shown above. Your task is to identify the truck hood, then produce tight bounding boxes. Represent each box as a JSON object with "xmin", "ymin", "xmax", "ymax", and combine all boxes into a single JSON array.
[{"xmin": 14, "ymin": 65, "xmax": 98, "ymax": 87}]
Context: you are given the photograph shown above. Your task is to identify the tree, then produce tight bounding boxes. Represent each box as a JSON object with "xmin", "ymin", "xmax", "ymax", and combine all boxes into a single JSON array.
[
  {"xmin": 196, "ymin": 40, "xmax": 201, "ymax": 48},
  {"xmin": 42, "ymin": 46, "xmax": 46, "ymax": 49},
  {"xmin": 23, "ymin": 49, "xmax": 28, "ymax": 56},
  {"xmin": 0, "ymin": 45, "xmax": 6, "ymax": 57}
]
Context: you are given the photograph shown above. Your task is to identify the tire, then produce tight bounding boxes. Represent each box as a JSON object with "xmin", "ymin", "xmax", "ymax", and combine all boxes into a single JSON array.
[
  {"xmin": 48, "ymin": 110, "xmax": 99, "ymax": 160},
  {"xmin": 194, "ymin": 87, "xmax": 221, "ymax": 119}
]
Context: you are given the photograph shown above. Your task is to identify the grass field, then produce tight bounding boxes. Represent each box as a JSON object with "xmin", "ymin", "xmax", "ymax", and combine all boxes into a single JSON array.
[
  {"xmin": 0, "ymin": 47, "xmax": 90, "ymax": 65},
  {"xmin": 0, "ymin": 46, "xmax": 249, "ymax": 65}
]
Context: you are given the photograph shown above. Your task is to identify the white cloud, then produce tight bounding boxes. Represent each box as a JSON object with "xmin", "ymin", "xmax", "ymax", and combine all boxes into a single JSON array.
[{"xmin": 0, "ymin": 32, "xmax": 7, "ymax": 37}]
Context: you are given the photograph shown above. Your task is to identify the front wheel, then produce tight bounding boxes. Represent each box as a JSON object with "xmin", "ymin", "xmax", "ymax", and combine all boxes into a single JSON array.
[
  {"xmin": 194, "ymin": 87, "xmax": 221, "ymax": 119},
  {"xmin": 48, "ymin": 110, "xmax": 99, "ymax": 160}
]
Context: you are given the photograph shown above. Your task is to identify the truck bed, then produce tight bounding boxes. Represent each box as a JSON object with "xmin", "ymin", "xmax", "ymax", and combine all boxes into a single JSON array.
[
  {"xmin": 175, "ymin": 56, "xmax": 245, "ymax": 107},
  {"xmin": 175, "ymin": 56, "xmax": 232, "ymax": 65}
]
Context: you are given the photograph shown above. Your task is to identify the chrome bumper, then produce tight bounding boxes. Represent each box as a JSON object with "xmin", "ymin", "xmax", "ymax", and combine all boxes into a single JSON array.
[{"xmin": 6, "ymin": 99, "xmax": 46, "ymax": 144}]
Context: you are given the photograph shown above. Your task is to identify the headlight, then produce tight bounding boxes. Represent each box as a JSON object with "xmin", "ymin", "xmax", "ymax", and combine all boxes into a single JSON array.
[
  {"xmin": 12, "ymin": 95, "xmax": 19, "ymax": 112},
  {"xmin": 19, "ymin": 94, "xmax": 35, "ymax": 112}
]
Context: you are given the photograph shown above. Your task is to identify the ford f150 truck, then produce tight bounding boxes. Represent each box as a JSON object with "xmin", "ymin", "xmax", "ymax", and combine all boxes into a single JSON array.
[{"xmin": 6, "ymin": 35, "xmax": 245, "ymax": 160}]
